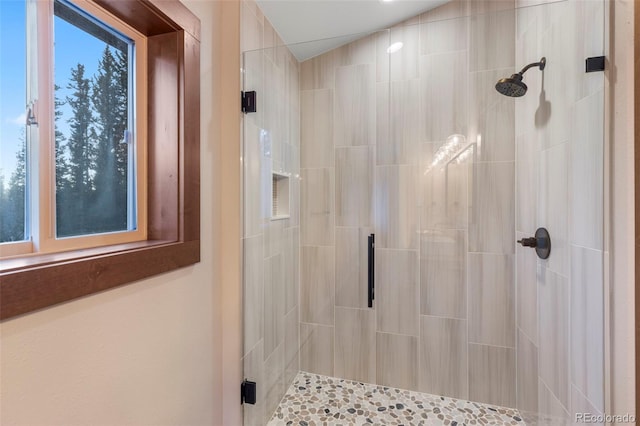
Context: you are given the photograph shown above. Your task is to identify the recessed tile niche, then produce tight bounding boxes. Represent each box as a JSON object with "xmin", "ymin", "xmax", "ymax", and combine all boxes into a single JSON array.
[{"xmin": 272, "ymin": 172, "xmax": 290, "ymax": 220}]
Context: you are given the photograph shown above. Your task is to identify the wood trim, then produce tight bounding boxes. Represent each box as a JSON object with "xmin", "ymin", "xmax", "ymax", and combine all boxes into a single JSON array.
[
  {"xmin": 635, "ymin": 0, "xmax": 640, "ymax": 415},
  {"xmin": 0, "ymin": 0, "xmax": 201, "ymax": 321},
  {"xmin": 93, "ymin": 0, "xmax": 200, "ymax": 41},
  {"xmin": 1, "ymin": 241, "xmax": 199, "ymax": 320}
]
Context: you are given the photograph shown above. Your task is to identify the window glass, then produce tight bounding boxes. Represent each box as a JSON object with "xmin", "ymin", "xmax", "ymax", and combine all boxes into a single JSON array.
[
  {"xmin": 53, "ymin": 0, "xmax": 135, "ymax": 238},
  {"xmin": 0, "ymin": 0, "xmax": 28, "ymax": 243}
]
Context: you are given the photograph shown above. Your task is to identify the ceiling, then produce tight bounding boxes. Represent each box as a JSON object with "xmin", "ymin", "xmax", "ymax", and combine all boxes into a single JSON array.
[{"xmin": 255, "ymin": 0, "xmax": 450, "ymax": 61}]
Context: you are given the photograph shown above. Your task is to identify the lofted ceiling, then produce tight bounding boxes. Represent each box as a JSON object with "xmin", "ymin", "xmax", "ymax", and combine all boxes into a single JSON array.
[{"xmin": 255, "ymin": 0, "xmax": 449, "ymax": 61}]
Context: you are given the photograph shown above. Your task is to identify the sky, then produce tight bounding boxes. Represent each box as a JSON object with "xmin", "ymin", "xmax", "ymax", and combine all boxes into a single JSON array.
[{"xmin": 0, "ymin": 0, "xmax": 109, "ymax": 184}]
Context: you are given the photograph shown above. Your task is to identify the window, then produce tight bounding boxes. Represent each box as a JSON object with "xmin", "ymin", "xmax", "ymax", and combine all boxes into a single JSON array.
[
  {"xmin": 1, "ymin": 0, "xmax": 147, "ymax": 257},
  {"xmin": 0, "ymin": 0, "xmax": 201, "ymax": 320}
]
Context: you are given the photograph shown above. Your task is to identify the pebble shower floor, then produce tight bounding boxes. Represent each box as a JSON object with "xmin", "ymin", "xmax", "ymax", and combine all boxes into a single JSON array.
[{"xmin": 267, "ymin": 372, "xmax": 526, "ymax": 426}]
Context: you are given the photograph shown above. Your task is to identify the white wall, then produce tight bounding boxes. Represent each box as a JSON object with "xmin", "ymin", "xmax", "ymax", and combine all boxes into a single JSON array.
[
  {"xmin": 607, "ymin": 0, "xmax": 636, "ymax": 420},
  {"xmin": 0, "ymin": 0, "xmax": 240, "ymax": 424}
]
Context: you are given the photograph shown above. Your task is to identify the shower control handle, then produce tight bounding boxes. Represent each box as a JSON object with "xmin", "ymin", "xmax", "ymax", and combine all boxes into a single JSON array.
[
  {"xmin": 517, "ymin": 237, "xmax": 537, "ymax": 247},
  {"xmin": 517, "ymin": 228, "xmax": 551, "ymax": 260}
]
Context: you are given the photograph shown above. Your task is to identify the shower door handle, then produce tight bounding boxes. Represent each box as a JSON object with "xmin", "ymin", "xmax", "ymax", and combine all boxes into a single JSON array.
[{"xmin": 368, "ymin": 234, "xmax": 375, "ymax": 308}]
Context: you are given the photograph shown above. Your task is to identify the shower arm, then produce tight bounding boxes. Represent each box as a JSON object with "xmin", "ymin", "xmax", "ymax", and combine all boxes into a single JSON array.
[{"xmin": 518, "ymin": 57, "xmax": 546, "ymax": 76}]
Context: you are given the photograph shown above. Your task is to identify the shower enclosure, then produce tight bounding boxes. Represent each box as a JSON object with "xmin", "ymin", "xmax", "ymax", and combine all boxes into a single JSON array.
[{"xmin": 241, "ymin": 0, "xmax": 606, "ymax": 423}]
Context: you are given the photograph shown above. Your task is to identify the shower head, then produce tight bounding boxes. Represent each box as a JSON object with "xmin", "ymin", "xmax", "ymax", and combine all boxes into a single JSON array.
[
  {"xmin": 495, "ymin": 74, "xmax": 527, "ymax": 97},
  {"xmin": 495, "ymin": 57, "xmax": 546, "ymax": 97}
]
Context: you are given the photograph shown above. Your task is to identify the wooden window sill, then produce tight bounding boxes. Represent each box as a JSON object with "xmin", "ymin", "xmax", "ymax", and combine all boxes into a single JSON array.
[
  {"xmin": 0, "ymin": 0, "xmax": 201, "ymax": 321},
  {"xmin": 1, "ymin": 240, "xmax": 200, "ymax": 320}
]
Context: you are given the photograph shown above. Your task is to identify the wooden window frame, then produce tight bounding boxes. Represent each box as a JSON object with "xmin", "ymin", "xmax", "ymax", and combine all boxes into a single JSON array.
[{"xmin": 0, "ymin": 0, "xmax": 201, "ymax": 320}]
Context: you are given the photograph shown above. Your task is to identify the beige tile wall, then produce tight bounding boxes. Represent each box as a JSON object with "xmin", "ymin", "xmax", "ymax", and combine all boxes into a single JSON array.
[
  {"xmin": 515, "ymin": 0, "xmax": 605, "ymax": 423},
  {"xmin": 299, "ymin": 0, "xmax": 519, "ymax": 409}
]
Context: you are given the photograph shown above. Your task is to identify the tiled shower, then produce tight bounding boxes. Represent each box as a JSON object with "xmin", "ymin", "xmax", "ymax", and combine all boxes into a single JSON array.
[{"xmin": 241, "ymin": 0, "xmax": 606, "ymax": 424}]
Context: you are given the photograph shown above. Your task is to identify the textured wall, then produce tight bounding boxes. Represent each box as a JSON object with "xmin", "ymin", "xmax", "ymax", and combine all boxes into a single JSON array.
[
  {"xmin": 240, "ymin": 1, "xmax": 301, "ymax": 424},
  {"xmin": 0, "ymin": 1, "xmax": 230, "ymax": 424}
]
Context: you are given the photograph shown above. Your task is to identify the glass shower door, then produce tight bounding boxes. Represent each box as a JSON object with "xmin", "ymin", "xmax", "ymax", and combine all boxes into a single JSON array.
[{"xmin": 241, "ymin": 45, "xmax": 301, "ymax": 426}]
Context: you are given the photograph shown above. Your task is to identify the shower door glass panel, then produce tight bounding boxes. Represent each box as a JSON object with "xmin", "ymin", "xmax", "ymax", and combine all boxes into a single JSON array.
[
  {"xmin": 241, "ymin": 45, "xmax": 301, "ymax": 426},
  {"xmin": 241, "ymin": 0, "xmax": 606, "ymax": 424}
]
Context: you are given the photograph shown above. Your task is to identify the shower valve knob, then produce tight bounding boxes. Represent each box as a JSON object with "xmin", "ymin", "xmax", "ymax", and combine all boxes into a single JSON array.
[
  {"xmin": 517, "ymin": 228, "xmax": 551, "ymax": 260},
  {"xmin": 517, "ymin": 237, "xmax": 537, "ymax": 247}
]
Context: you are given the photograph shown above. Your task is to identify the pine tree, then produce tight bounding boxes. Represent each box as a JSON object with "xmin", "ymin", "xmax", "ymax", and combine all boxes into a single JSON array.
[
  {"xmin": 91, "ymin": 46, "xmax": 128, "ymax": 232},
  {"xmin": 62, "ymin": 63, "xmax": 96, "ymax": 236},
  {"xmin": 54, "ymin": 83, "xmax": 70, "ymax": 232},
  {"xmin": 0, "ymin": 135, "xmax": 27, "ymax": 242}
]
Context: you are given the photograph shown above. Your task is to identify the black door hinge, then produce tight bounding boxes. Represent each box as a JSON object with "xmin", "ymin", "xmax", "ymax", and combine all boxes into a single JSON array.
[
  {"xmin": 585, "ymin": 56, "xmax": 605, "ymax": 73},
  {"xmin": 241, "ymin": 379, "xmax": 257, "ymax": 405},
  {"xmin": 241, "ymin": 91, "xmax": 257, "ymax": 113}
]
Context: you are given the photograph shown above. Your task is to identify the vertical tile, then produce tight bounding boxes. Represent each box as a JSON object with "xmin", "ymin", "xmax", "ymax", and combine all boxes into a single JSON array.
[
  {"xmin": 263, "ymin": 219, "xmax": 284, "ymax": 258},
  {"xmin": 284, "ymin": 227, "xmax": 299, "ymax": 314},
  {"xmin": 538, "ymin": 267, "xmax": 569, "ymax": 409},
  {"xmin": 284, "ymin": 307, "xmax": 299, "ymax": 387},
  {"xmin": 336, "ymin": 228, "xmax": 371, "ymax": 309},
  {"xmin": 389, "ymin": 23, "xmax": 419, "ymax": 81},
  {"xmin": 538, "ymin": 378, "xmax": 570, "ymax": 424},
  {"xmin": 376, "ymin": 332, "xmax": 418, "ymax": 391},
  {"xmin": 243, "ymin": 235, "xmax": 264, "ymax": 354},
  {"xmin": 375, "ymin": 165, "xmax": 418, "ymax": 249},
  {"xmin": 419, "ymin": 316, "xmax": 468, "ymax": 399},
  {"xmin": 469, "ymin": 9, "xmax": 516, "ymax": 72},
  {"xmin": 468, "ymin": 344, "xmax": 516, "ymax": 407},
  {"xmin": 420, "ymin": 52, "xmax": 468, "ymax": 143},
  {"xmin": 419, "ymin": 0, "xmax": 468, "ymax": 23},
  {"xmin": 240, "ymin": 0, "xmax": 263, "ymax": 53},
  {"xmin": 570, "ymin": 245, "xmax": 604, "ymax": 412},
  {"xmin": 262, "ymin": 19, "xmax": 277, "ymax": 61},
  {"xmin": 333, "ymin": 33, "xmax": 377, "ymax": 67},
  {"xmin": 243, "ymin": 122, "xmax": 267, "ymax": 238},
  {"xmin": 301, "ymin": 89, "xmax": 334, "ymax": 168},
  {"xmin": 300, "ymin": 50, "xmax": 335, "ymax": 90},
  {"xmin": 419, "ymin": 15, "xmax": 467, "ymax": 55},
  {"xmin": 468, "ymin": 68, "xmax": 515, "ymax": 163},
  {"xmin": 515, "ymin": 133, "xmax": 538, "ymax": 235},
  {"xmin": 336, "ymin": 147, "xmax": 373, "ymax": 227},
  {"xmin": 263, "ymin": 57, "xmax": 286, "ymax": 167},
  {"xmin": 289, "ymin": 176, "xmax": 300, "ymax": 228},
  {"xmin": 377, "ymin": 80, "xmax": 420, "ymax": 165},
  {"xmin": 468, "ymin": 253, "xmax": 515, "ymax": 348},
  {"xmin": 300, "ymin": 246, "xmax": 335, "ymax": 325},
  {"xmin": 334, "ymin": 65, "xmax": 376, "ymax": 147},
  {"xmin": 420, "ymin": 229, "xmax": 466, "ymax": 319},
  {"xmin": 538, "ymin": 142, "xmax": 569, "ymax": 277},
  {"xmin": 301, "ymin": 168, "xmax": 334, "ymax": 246},
  {"xmin": 300, "ymin": 323, "xmax": 334, "ymax": 376},
  {"xmin": 467, "ymin": 0, "xmax": 515, "ymax": 16},
  {"xmin": 264, "ymin": 254, "xmax": 284, "ymax": 360},
  {"xmin": 242, "ymin": 342, "xmax": 265, "ymax": 426},
  {"xmin": 243, "ymin": 49, "xmax": 264, "ymax": 129},
  {"xmin": 572, "ymin": 0, "xmax": 605, "ymax": 102},
  {"xmin": 263, "ymin": 342, "xmax": 285, "ymax": 423},
  {"xmin": 469, "ymin": 161, "xmax": 515, "ymax": 254},
  {"xmin": 517, "ymin": 329, "xmax": 538, "ymax": 413},
  {"xmin": 516, "ymin": 231, "xmax": 537, "ymax": 344},
  {"xmin": 419, "ymin": 142, "xmax": 469, "ymax": 230},
  {"xmin": 571, "ymin": 385, "xmax": 603, "ymax": 425},
  {"xmin": 571, "ymin": 92, "xmax": 604, "ymax": 250},
  {"xmin": 375, "ymin": 30, "xmax": 390, "ymax": 82},
  {"xmin": 334, "ymin": 307, "xmax": 376, "ymax": 383},
  {"xmin": 376, "ymin": 249, "xmax": 419, "ymax": 336}
]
